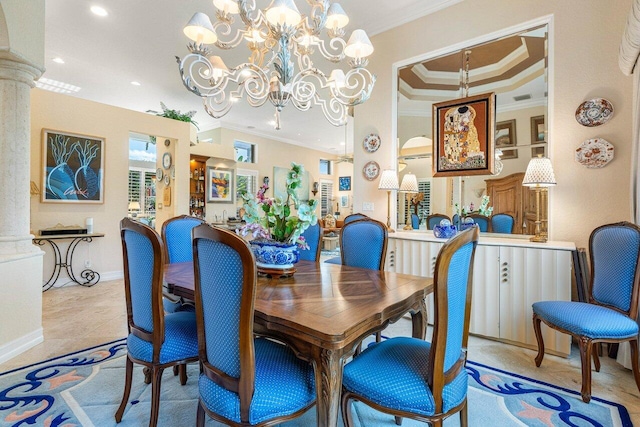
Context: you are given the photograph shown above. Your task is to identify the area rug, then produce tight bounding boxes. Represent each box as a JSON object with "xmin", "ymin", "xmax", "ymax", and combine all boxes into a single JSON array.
[{"xmin": 0, "ymin": 339, "xmax": 631, "ymax": 426}]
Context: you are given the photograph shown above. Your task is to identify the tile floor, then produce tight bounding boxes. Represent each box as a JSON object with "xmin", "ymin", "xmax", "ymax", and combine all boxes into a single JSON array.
[{"xmin": 1, "ymin": 279, "xmax": 638, "ymax": 423}]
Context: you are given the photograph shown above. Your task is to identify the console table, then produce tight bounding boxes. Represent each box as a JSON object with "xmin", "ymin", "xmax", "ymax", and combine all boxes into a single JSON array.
[{"xmin": 33, "ymin": 233, "xmax": 105, "ymax": 291}]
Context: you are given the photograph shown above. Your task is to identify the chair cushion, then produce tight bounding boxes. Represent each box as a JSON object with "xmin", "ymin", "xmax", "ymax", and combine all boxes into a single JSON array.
[
  {"xmin": 127, "ymin": 311, "xmax": 199, "ymax": 364},
  {"xmin": 199, "ymin": 338, "xmax": 315, "ymax": 425},
  {"xmin": 342, "ymin": 337, "xmax": 467, "ymax": 417},
  {"xmin": 533, "ymin": 301, "xmax": 639, "ymax": 339}
]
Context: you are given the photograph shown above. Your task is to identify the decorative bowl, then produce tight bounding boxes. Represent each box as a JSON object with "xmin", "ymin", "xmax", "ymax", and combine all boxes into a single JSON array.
[
  {"xmin": 433, "ymin": 224, "xmax": 457, "ymax": 239},
  {"xmin": 250, "ymin": 239, "xmax": 299, "ymax": 269}
]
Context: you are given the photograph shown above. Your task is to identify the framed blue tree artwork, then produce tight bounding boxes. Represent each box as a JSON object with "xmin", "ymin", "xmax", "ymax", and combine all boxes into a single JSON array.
[{"xmin": 339, "ymin": 176, "xmax": 351, "ymax": 191}]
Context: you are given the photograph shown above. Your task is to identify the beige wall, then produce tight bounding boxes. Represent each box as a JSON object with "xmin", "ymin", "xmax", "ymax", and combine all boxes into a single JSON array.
[
  {"xmin": 353, "ymin": 0, "xmax": 633, "ymax": 249},
  {"xmin": 30, "ymin": 89, "xmax": 192, "ymax": 278}
]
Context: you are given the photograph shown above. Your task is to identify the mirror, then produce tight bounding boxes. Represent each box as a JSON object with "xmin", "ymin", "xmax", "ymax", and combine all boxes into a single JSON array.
[{"xmin": 395, "ymin": 23, "xmax": 548, "ymax": 235}]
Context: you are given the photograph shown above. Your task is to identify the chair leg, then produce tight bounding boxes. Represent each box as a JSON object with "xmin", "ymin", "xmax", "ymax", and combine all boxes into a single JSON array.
[
  {"xmin": 173, "ymin": 365, "xmax": 179, "ymax": 376},
  {"xmin": 115, "ymin": 356, "xmax": 134, "ymax": 422},
  {"xmin": 143, "ymin": 366, "xmax": 151, "ymax": 384},
  {"xmin": 341, "ymin": 392, "xmax": 354, "ymax": 427},
  {"xmin": 196, "ymin": 400, "xmax": 206, "ymax": 427},
  {"xmin": 578, "ymin": 336, "xmax": 593, "ymax": 403},
  {"xmin": 394, "ymin": 415, "xmax": 403, "ymax": 425},
  {"xmin": 179, "ymin": 364, "xmax": 188, "ymax": 385},
  {"xmin": 592, "ymin": 343, "xmax": 601, "ymax": 372},
  {"xmin": 460, "ymin": 400, "xmax": 468, "ymax": 427},
  {"xmin": 532, "ymin": 314, "xmax": 545, "ymax": 367},
  {"xmin": 375, "ymin": 332, "xmax": 382, "ymax": 343},
  {"xmin": 148, "ymin": 367, "xmax": 164, "ymax": 427},
  {"xmin": 629, "ymin": 339, "xmax": 640, "ymax": 394}
]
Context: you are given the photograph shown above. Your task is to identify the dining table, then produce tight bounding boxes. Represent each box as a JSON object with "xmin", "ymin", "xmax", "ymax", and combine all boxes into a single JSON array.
[{"xmin": 165, "ymin": 259, "xmax": 433, "ymax": 427}]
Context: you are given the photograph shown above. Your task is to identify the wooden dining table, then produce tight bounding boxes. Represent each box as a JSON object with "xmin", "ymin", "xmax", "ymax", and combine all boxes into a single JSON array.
[{"xmin": 165, "ymin": 259, "xmax": 433, "ymax": 427}]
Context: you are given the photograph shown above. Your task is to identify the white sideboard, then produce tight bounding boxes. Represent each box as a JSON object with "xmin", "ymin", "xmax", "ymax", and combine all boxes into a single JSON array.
[{"xmin": 385, "ymin": 231, "xmax": 576, "ymax": 357}]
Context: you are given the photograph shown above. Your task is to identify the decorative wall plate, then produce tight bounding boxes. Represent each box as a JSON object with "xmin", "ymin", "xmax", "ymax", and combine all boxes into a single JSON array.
[
  {"xmin": 162, "ymin": 152, "xmax": 172, "ymax": 169},
  {"xmin": 362, "ymin": 161, "xmax": 380, "ymax": 181},
  {"xmin": 164, "ymin": 174, "xmax": 171, "ymax": 186},
  {"xmin": 575, "ymin": 137, "xmax": 614, "ymax": 168},
  {"xmin": 575, "ymin": 98, "xmax": 614, "ymax": 127},
  {"xmin": 156, "ymin": 168, "xmax": 163, "ymax": 181},
  {"xmin": 363, "ymin": 133, "xmax": 381, "ymax": 153}
]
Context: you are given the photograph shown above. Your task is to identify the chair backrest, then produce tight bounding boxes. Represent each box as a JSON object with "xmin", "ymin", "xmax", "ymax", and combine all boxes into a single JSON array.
[
  {"xmin": 192, "ymin": 224, "xmax": 258, "ymax": 422},
  {"xmin": 491, "ymin": 213, "xmax": 514, "ymax": 233},
  {"xmin": 427, "ymin": 214, "xmax": 450, "ymax": 230},
  {"xmin": 120, "ymin": 218, "xmax": 165, "ymax": 357},
  {"xmin": 340, "ymin": 218, "xmax": 388, "ymax": 270},
  {"xmin": 589, "ymin": 222, "xmax": 640, "ymax": 318},
  {"xmin": 161, "ymin": 215, "xmax": 205, "ymax": 264},
  {"xmin": 411, "ymin": 213, "xmax": 420, "ymax": 229},
  {"xmin": 343, "ymin": 213, "xmax": 368, "ymax": 224},
  {"xmin": 429, "ymin": 226, "xmax": 479, "ymax": 412},
  {"xmin": 465, "ymin": 214, "xmax": 490, "ymax": 232},
  {"xmin": 299, "ymin": 222, "xmax": 323, "ymax": 262}
]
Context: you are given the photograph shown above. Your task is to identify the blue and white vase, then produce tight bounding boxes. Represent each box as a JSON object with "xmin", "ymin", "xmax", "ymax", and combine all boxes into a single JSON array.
[{"xmin": 250, "ymin": 239, "xmax": 300, "ymax": 270}]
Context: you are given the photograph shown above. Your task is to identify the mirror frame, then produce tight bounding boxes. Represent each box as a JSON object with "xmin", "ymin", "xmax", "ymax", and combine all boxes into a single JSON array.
[{"xmin": 390, "ymin": 15, "xmax": 554, "ymax": 236}]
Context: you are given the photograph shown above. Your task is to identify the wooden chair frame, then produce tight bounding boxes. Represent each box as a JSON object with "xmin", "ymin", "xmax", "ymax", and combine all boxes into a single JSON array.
[
  {"xmin": 465, "ymin": 214, "xmax": 491, "ymax": 232},
  {"xmin": 341, "ymin": 226, "xmax": 479, "ymax": 427},
  {"xmin": 427, "ymin": 214, "xmax": 451, "ymax": 230},
  {"xmin": 192, "ymin": 224, "xmax": 315, "ymax": 426},
  {"xmin": 116, "ymin": 218, "xmax": 198, "ymax": 426},
  {"xmin": 339, "ymin": 218, "xmax": 388, "ymax": 271},
  {"xmin": 490, "ymin": 213, "xmax": 515, "ymax": 234},
  {"xmin": 533, "ymin": 221, "xmax": 640, "ymax": 403}
]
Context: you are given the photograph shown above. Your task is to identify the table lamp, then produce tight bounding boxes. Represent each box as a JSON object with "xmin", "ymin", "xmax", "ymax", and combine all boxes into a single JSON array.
[
  {"xmin": 399, "ymin": 173, "xmax": 419, "ymax": 230},
  {"xmin": 378, "ymin": 169, "xmax": 399, "ymax": 232},
  {"xmin": 128, "ymin": 201, "xmax": 141, "ymax": 217},
  {"xmin": 522, "ymin": 156, "xmax": 556, "ymax": 243}
]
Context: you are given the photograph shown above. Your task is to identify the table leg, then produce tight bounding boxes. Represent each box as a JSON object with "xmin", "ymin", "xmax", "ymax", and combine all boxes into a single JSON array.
[
  {"xmin": 410, "ymin": 298, "xmax": 427, "ymax": 339},
  {"xmin": 33, "ymin": 238, "xmax": 63, "ymax": 291},
  {"xmin": 65, "ymin": 237, "xmax": 100, "ymax": 286},
  {"xmin": 313, "ymin": 347, "xmax": 344, "ymax": 427}
]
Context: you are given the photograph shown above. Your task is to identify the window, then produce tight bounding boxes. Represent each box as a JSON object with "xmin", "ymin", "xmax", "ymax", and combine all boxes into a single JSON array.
[
  {"xmin": 128, "ymin": 167, "xmax": 156, "ymax": 215},
  {"xmin": 236, "ymin": 168, "xmax": 258, "ymax": 199},
  {"xmin": 319, "ymin": 159, "xmax": 332, "ymax": 175},
  {"xmin": 234, "ymin": 140, "xmax": 256, "ymax": 163},
  {"xmin": 320, "ymin": 180, "xmax": 334, "ymax": 217}
]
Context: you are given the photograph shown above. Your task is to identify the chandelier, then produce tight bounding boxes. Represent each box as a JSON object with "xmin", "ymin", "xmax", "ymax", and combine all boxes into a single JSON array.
[{"xmin": 176, "ymin": 0, "xmax": 376, "ymax": 129}]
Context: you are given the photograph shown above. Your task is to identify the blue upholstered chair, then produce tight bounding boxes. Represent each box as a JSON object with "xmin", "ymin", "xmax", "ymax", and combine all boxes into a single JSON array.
[
  {"xmin": 533, "ymin": 221, "xmax": 640, "ymax": 403},
  {"xmin": 116, "ymin": 218, "xmax": 199, "ymax": 427},
  {"xmin": 340, "ymin": 226, "xmax": 479, "ymax": 427},
  {"xmin": 192, "ymin": 224, "xmax": 316, "ymax": 426},
  {"xmin": 298, "ymin": 222, "xmax": 323, "ymax": 262},
  {"xmin": 452, "ymin": 214, "xmax": 460, "ymax": 229},
  {"xmin": 490, "ymin": 213, "xmax": 514, "ymax": 234},
  {"xmin": 465, "ymin": 214, "xmax": 490, "ymax": 232},
  {"xmin": 325, "ymin": 213, "xmax": 370, "ymax": 265},
  {"xmin": 427, "ymin": 213, "xmax": 450, "ymax": 230},
  {"xmin": 340, "ymin": 218, "xmax": 388, "ymax": 270},
  {"xmin": 411, "ymin": 213, "xmax": 420, "ymax": 229}
]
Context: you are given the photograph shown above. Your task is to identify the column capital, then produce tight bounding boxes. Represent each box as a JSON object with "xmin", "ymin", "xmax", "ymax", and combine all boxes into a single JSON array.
[{"xmin": 0, "ymin": 49, "xmax": 44, "ymax": 87}]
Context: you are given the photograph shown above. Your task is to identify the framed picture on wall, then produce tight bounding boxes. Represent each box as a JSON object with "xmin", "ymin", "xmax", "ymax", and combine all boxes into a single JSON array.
[
  {"xmin": 340, "ymin": 195, "xmax": 349, "ymax": 208},
  {"xmin": 531, "ymin": 145, "xmax": 546, "ymax": 157},
  {"xmin": 207, "ymin": 167, "xmax": 234, "ymax": 203},
  {"xmin": 531, "ymin": 115, "xmax": 545, "ymax": 143},
  {"xmin": 500, "ymin": 148, "xmax": 518, "ymax": 160},
  {"xmin": 432, "ymin": 92, "xmax": 496, "ymax": 177},
  {"xmin": 495, "ymin": 119, "xmax": 517, "ymax": 148},
  {"xmin": 339, "ymin": 176, "xmax": 351, "ymax": 191},
  {"xmin": 41, "ymin": 129, "xmax": 105, "ymax": 203}
]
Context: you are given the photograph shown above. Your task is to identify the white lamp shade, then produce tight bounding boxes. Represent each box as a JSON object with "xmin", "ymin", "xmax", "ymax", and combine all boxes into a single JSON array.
[
  {"xmin": 344, "ymin": 29, "xmax": 374, "ymax": 58},
  {"xmin": 399, "ymin": 173, "xmax": 419, "ymax": 192},
  {"xmin": 325, "ymin": 3, "xmax": 349, "ymax": 29},
  {"xmin": 184, "ymin": 12, "xmax": 217, "ymax": 44},
  {"xmin": 128, "ymin": 201, "xmax": 141, "ymax": 211},
  {"xmin": 378, "ymin": 169, "xmax": 399, "ymax": 190},
  {"xmin": 265, "ymin": 0, "xmax": 302, "ymax": 27},
  {"xmin": 208, "ymin": 55, "xmax": 229, "ymax": 79},
  {"xmin": 329, "ymin": 69, "xmax": 346, "ymax": 88},
  {"xmin": 522, "ymin": 156, "xmax": 557, "ymax": 187},
  {"xmin": 213, "ymin": 0, "xmax": 240, "ymax": 14}
]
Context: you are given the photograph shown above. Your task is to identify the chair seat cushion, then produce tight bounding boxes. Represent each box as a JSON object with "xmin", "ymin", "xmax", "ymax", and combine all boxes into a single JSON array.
[
  {"xmin": 199, "ymin": 337, "xmax": 316, "ymax": 425},
  {"xmin": 127, "ymin": 311, "xmax": 199, "ymax": 364},
  {"xmin": 533, "ymin": 301, "xmax": 639, "ymax": 339},
  {"xmin": 342, "ymin": 337, "xmax": 467, "ymax": 416}
]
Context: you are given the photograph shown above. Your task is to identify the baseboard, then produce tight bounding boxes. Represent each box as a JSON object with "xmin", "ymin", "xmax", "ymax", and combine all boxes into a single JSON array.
[
  {"xmin": 100, "ymin": 270, "xmax": 123, "ymax": 282},
  {"xmin": 0, "ymin": 328, "xmax": 44, "ymax": 366}
]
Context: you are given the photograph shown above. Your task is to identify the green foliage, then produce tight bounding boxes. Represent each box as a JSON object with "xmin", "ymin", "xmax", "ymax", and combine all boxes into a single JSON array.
[{"xmin": 155, "ymin": 102, "xmax": 199, "ymax": 130}]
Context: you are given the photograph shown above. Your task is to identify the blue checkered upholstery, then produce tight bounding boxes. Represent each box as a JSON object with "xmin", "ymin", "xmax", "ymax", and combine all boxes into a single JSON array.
[
  {"xmin": 533, "ymin": 301, "xmax": 639, "ymax": 339},
  {"xmin": 299, "ymin": 223, "xmax": 321, "ymax": 261},
  {"xmin": 491, "ymin": 214, "xmax": 514, "ymax": 234},
  {"xmin": 444, "ymin": 242, "xmax": 473, "ymax": 370},
  {"xmin": 341, "ymin": 220, "xmax": 386, "ymax": 270},
  {"xmin": 124, "ymin": 230, "xmax": 155, "ymax": 333},
  {"xmin": 199, "ymin": 338, "xmax": 316, "ymax": 424},
  {"xmin": 342, "ymin": 337, "xmax": 467, "ymax": 416},
  {"xmin": 127, "ymin": 311, "xmax": 199, "ymax": 363},
  {"xmin": 591, "ymin": 225, "xmax": 640, "ymax": 311},
  {"xmin": 468, "ymin": 215, "xmax": 489, "ymax": 232},
  {"xmin": 344, "ymin": 213, "xmax": 368, "ymax": 224},
  {"xmin": 427, "ymin": 215, "xmax": 449, "ymax": 230},
  {"xmin": 164, "ymin": 217, "xmax": 203, "ymax": 263}
]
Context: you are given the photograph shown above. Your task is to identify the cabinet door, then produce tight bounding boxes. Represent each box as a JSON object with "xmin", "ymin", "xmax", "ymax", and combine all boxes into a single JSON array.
[
  {"xmin": 469, "ymin": 245, "xmax": 500, "ymax": 337},
  {"xmin": 499, "ymin": 246, "xmax": 571, "ymax": 355}
]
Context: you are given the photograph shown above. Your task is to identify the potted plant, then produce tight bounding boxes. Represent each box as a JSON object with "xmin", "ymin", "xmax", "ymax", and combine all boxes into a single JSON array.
[
  {"xmin": 154, "ymin": 102, "xmax": 199, "ymax": 129},
  {"xmin": 237, "ymin": 162, "xmax": 318, "ymax": 274}
]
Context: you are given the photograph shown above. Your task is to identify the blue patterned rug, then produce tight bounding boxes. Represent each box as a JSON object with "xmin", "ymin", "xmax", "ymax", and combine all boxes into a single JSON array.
[{"xmin": 0, "ymin": 339, "xmax": 632, "ymax": 426}]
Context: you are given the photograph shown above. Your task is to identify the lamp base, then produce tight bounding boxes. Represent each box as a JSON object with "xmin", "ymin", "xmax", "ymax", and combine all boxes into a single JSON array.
[
  {"xmin": 529, "ymin": 234, "xmax": 548, "ymax": 243},
  {"xmin": 387, "ymin": 226, "xmax": 395, "ymax": 233}
]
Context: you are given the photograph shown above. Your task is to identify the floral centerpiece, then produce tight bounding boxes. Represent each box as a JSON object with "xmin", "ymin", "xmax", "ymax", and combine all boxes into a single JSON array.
[{"xmin": 238, "ymin": 162, "xmax": 318, "ymax": 271}]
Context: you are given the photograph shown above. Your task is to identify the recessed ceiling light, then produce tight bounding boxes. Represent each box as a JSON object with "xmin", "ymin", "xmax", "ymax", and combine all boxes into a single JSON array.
[
  {"xmin": 131, "ymin": 81, "xmax": 141, "ymax": 86},
  {"xmin": 90, "ymin": 6, "xmax": 108, "ymax": 16},
  {"xmin": 268, "ymin": 120, "xmax": 276, "ymax": 127},
  {"xmin": 340, "ymin": 142, "xmax": 345, "ymax": 145},
  {"xmin": 52, "ymin": 57, "xmax": 65, "ymax": 64}
]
